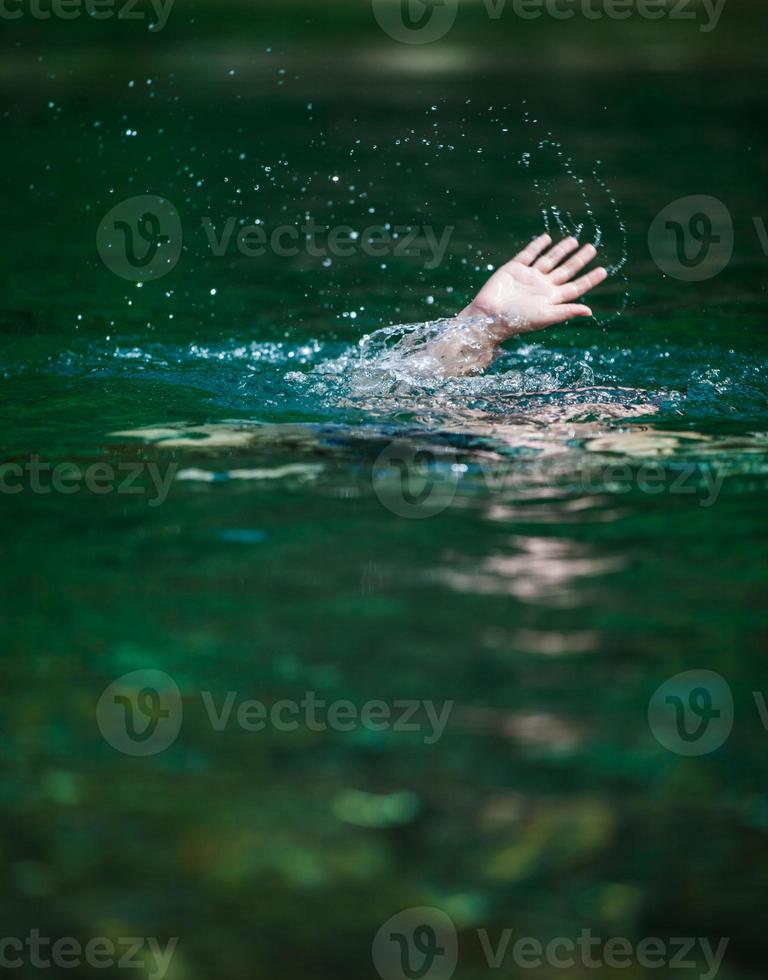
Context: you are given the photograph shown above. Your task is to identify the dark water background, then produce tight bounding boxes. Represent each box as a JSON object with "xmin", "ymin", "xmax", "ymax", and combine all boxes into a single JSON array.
[{"xmin": 2, "ymin": 2, "xmax": 768, "ymax": 977}]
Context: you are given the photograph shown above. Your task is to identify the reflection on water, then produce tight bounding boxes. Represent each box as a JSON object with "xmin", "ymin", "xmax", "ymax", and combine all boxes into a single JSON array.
[
  {"xmin": 432, "ymin": 535, "xmax": 625, "ymax": 605},
  {"xmin": 455, "ymin": 703, "xmax": 585, "ymax": 753},
  {"xmin": 484, "ymin": 627, "xmax": 600, "ymax": 656}
]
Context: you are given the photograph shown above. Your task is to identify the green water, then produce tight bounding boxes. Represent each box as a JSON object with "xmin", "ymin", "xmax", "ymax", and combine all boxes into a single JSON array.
[{"xmin": 2, "ymin": 4, "xmax": 768, "ymax": 978}]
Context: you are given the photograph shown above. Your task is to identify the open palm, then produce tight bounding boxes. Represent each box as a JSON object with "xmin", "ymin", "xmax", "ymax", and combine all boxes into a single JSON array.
[{"xmin": 462, "ymin": 234, "xmax": 608, "ymax": 338}]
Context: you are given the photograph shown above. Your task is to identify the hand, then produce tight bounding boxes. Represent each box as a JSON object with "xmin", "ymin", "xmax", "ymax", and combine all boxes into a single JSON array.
[{"xmin": 460, "ymin": 234, "xmax": 608, "ymax": 341}]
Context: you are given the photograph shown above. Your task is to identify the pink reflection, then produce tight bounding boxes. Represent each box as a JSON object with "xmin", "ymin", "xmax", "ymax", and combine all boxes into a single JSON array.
[
  {"xmin": 456, "ymin": 705, "xmax": 584, "ymax": 752},
  {"xmin": 432, "ymin": 534, "xmax": 624, "ymax": 606}
]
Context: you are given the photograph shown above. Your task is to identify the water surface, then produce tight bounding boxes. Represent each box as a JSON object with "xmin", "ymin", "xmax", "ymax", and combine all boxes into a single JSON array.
[{"xmin": 2, "ymin": 14, "xmax": 768, "ymax": 978}]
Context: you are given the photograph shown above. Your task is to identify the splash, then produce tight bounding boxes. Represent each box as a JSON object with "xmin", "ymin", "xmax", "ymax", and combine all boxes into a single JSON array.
[
  {"xmin": 287, "ymin": 316, "xmax": 668, "ymax": 425},
  {"xmin": 518, "ymin": 123, "xmax": 630, "ymax": 326}
]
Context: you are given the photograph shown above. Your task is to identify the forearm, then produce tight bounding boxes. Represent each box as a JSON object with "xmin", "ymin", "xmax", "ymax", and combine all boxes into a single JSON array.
[
  {"xmin": 403, "ymin": 293, "xmax": 527, "ymax": 378},
  {"xmin": 396, "ymin": 313, "xmax": 503, "ymax": 379}
]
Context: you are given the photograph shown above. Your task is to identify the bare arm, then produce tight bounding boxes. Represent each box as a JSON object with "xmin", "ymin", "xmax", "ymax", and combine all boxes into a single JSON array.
[{"xmin": 415, "ymin": 234, "xmax": 607, "ymax": 377}]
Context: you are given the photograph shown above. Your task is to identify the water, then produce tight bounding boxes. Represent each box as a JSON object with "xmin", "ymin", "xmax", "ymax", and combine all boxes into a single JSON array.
[{"xmin": 2, "ymin": 15, "xmax": 768, "ymax": 979}]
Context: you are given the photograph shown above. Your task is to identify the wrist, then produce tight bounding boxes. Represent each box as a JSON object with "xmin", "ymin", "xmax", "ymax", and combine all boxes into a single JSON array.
[{"xmin": 459, "ymin": 302, "xmax": 516, "ymax": 344}]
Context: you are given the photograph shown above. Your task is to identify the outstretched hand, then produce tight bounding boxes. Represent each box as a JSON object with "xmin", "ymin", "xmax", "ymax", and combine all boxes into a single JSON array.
[{"xmin": 461, "ymin": 234, "xmax": 608, "ymax": 340}]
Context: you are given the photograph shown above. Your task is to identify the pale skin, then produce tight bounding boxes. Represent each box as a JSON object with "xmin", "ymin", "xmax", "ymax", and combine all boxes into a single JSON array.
[
  {"xmin": 112, "ymin": 239, "xmax": 659, "ymax": 457},
  {"xmin": 112, "ymin": 238, "xmax": 658, "ymax": 462},
  {"xmin": 415, "ymin": 233, "xmax": 608, "ymax": 377}
]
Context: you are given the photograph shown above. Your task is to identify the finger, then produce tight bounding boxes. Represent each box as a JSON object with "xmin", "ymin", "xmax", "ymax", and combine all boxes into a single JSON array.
[
  {"xmin": 550, "ymin": 243, "xmax": 597, "ymax": 284},
  {"xmin": 533, "ymin": 235, "xmax": 580, "ymax": 274},
  {"xmin": 542, "ymin": 304, "xmax": 593, "ymax": 326},
  {"xmin": 512, "ymin": 233, "xmax": 552, "ymax": 267},
  {"xmin": 556, "ymin": 266, "xmax": 607, "ymax": 302}
]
